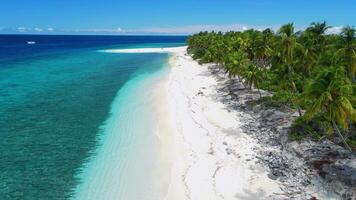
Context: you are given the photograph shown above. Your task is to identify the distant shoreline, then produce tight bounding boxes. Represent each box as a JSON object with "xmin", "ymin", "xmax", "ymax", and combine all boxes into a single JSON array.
[{"xmin": 0, "ymin": 33, "xmax": 190, "ymax": 36}]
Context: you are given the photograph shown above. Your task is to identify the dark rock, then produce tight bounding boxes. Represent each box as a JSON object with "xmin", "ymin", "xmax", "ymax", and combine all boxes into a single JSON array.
[
  {"xmin": 268, "ymin": 111, "xmax": 285, "ymax": 121},
  {"xmin": 342, "ymin": 188, "xmax": 356, "ymax": 200},
  {"xmin": 268, "ymin": 173, "xmax": 278, "ymax": 180},
  {"xmin": 322, "ymin": 159, "xmax": 356, "ymax": 186}
]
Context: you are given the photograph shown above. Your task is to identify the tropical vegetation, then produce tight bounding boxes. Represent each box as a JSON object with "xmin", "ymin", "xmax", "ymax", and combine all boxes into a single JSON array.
[{"xmin": 187, "ymin": 22, "xmax": 356, "ymax": 151}]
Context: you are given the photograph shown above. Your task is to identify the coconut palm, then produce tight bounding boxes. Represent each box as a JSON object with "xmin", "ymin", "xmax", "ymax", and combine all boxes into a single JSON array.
[
  {"xmin": 276, "ymin": 23, "xmax": 303, "ymax": 116},
  {"xmin": 251, "ymin": 29, "xmax": 273, "ymax": 70},
  {"xmin": 339, "ymin": 26, "xmax": 356, "ymax": 81},
  {"xmin": 295, "ymin": 41, "xmax": 318, "ymax": 77},
  {"xmin": 187, "ymin": 22, "xmax": 356, "ymax": 151},
  {"xmin": 242, "ymin": 64, "xmax": 264, "ymax": 97},
  {"xmin": 224, "ymin": 50, "xmax": 250, "ymax": 79},
  {"xmin": 307, "ymin": 21, "xmax": 330, "ymax": 35},
  {"xmin": 261, "ymin": 28, "xmax": 274, "ymax": 62},
  {"xmin": 305, "ymin": 21, "xmax": 330, "ymax": 49},
  {"xmin": 304, "ymin": 65, "xmax": 356, "ymax": 151},
  {"xmin": 296, "ymin": 22, "xmax": 330, "ymax": 77}
]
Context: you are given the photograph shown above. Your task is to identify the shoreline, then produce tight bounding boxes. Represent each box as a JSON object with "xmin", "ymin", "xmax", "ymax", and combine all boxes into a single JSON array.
[
  {"xmin": 72, "ymin": 53, "xmax": 173, "ymax": 200},
  {"xmin": 164, "ymin": 48, "xmax": 282, "ymax": 199},
  {"xmin": 107, "ymin": 46, "xmax": 353, "ymax": 199}
]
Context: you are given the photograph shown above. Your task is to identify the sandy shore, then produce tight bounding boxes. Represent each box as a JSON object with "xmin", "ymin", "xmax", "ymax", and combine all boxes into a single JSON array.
[
  {"xmin": 107, "ymin": 46, "xmax": 354, "ymax": 200},
  {"xmin": 112, "ymin": 46, "xmax": 282, "ymax": 199},
  {"xmin": 165, "ymin": 47, "xmax": 284, "ymax": 200}
]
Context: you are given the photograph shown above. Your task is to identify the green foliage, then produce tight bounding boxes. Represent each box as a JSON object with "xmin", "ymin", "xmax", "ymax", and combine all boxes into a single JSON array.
[
  {"xmin": 224, "ymin": 50, "xmax": 250, "ymax": 78},
  {"xmin": 290, "ymin": 117, "xmax": 325, "ymax": 141},
  {"xmin": 303, "ymin": 65, "xmax": 356, "ymax": 130},
  {"xmin": 187, "ymin": 22, "xmax": 356, "ymax": 149},
  {"xmin": 256, "ymin": 90, "xmax": 296, "ymax": 110},
  {"xmin": 339, "ymin": 26, "xmax": 356, "ymax": 81},
  {"xmin": 242, "ymin": 64, "xmax": 264, "ymax": 91},
  {"xmin": 346, "ymin": 138, "xmax": 356, "ymax": 149}
]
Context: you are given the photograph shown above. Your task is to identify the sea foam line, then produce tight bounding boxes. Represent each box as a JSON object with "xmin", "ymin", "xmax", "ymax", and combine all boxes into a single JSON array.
[{"xmin": 99, "ymin": 46, "xmax": 187, "ymax": 54}]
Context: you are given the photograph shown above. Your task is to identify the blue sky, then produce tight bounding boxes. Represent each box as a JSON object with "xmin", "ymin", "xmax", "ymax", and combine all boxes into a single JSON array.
[{"xmin": 1, "ymin": 0, "xmax": 355, "ymax": 34}]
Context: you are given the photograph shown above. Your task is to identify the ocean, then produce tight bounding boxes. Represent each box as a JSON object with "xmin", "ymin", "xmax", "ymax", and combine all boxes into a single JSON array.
[{"xmin": 0, "ymin": 35, "xmax": 186, "ymax": 199}]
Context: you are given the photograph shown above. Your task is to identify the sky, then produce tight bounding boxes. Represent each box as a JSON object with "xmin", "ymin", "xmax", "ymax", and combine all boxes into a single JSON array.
[{"xmin": 0, "ymin": 0, "xmax": 355, "ymax": 35}]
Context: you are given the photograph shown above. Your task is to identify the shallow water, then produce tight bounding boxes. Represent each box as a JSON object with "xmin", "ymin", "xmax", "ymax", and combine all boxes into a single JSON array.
[
  {"xmin": 0, "ymin": 35, "xmax": 185, "ymax": 199},
  {"xmin": 74, "ymin": 58, "xmax": 170, "ymax": 199}
]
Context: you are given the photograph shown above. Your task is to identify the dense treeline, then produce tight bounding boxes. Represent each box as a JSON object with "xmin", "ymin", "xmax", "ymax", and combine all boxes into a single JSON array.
[{"xmin": 187, "ymin": 22, "xmax": 356, "ymax": 150}]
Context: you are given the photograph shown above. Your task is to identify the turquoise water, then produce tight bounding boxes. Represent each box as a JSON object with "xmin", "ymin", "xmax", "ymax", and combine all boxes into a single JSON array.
[
  {"xmin": 74, "ymin": 57, "xmax": 170, "ymax": 199},
  {"xmin": 0, "ymin": 35, "xmax": 184, "ymax": 199}
]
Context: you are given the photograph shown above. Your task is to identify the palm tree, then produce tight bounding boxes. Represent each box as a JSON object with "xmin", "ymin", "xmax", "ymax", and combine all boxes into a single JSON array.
[
  {"xmin": 242, "ymin": 64, "xmax": 264, "ymax": 98},
  {"xmin": 339, "ymin": 26, "xmax": 356, "ymax": 81},
  {"xmin": 261, "ymin": 28, "xmax": 274, "ymax": 62},
  {"xmin": 296, "ymin": 22, "xmax": 330, "ymax": 77},
  {"xmin": 307, "ymin": 21, "xmax": 330, "ymax": 35},
  {"xmin": 295, "ymin": 41, "xmax": 318, "ymax": 77},
  {"xmin": 187, "ymin": 22, "xmax": 356, "ymax": 150},
  {"xmin": 304, "ymin": 65, "xmax": 356, "ymax": 151},
  {"xmin": 278, "ymin": 23, "xmax": 299, "ymax": 66},
  {"xmin": 305, "ymin": 21, "xmax": 330, "ymax": 50},
  {"xmin": 276, "ymin": 23, "xmax": 303, "ymax": 116},
  {"xmin": 251, "ymin": 29, "xmax": 273, "ymax": 70},
  {"xmin": 224, "ymin": 50, "xmax": 250, "ymax": 81}
]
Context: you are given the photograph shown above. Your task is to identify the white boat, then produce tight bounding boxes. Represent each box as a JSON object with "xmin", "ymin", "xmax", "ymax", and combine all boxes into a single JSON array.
[{"xmin": 27, "ymin": 41, "xmax": 36, "ymax": 45}]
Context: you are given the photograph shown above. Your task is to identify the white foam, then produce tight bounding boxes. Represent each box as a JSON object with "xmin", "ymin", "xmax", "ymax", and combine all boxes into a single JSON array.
[{"xmin": 100, "ymin": 46, "xmax": 187, "ymax": 54}]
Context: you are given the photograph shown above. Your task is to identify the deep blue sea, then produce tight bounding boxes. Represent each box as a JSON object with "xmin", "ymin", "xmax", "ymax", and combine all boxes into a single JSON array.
[{"xmin": 0, "ymin": 35, "xmax": 186, "ymax": 199}]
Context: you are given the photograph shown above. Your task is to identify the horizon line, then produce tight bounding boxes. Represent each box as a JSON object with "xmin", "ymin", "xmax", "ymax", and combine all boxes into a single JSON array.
[{"xmin": 0, "ymin": 33, "xmax": 191, "ymax": 36}]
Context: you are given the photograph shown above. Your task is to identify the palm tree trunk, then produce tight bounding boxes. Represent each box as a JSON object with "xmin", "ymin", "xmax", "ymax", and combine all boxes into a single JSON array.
[
  {"xmin": 296, "ymin": 106, "xmax": 302, "ymax": 117},
  {"xmin": 290, "ymin": 80, "xmax": 303, "ymax": 117},
  {"xmin": 238, "ymin": 75, "xmax": 247, "ymax": 89},
  {"xmin": 332, "ymin": 120, "xmax": 352, "ymax": 152},
  {"xmin": 256, "ymin": 83, "xmax": 262, "ymax": 98},
  {"xmin": 288, "ymin": 66, "xmax": 302, "ymax": 117}
]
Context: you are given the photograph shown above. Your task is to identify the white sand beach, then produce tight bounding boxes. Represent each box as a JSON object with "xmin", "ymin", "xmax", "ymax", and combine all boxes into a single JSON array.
[
  {"xmin": 108, "ymin": 47, "xmax": 280, "ymax": 200},
  {"xmin": 114, "ymin": 46, "xmax": 284, "ymax": 199},
  {"xmin": 165, "ymin": 47, "xmax": 282, "ymax": 200}
]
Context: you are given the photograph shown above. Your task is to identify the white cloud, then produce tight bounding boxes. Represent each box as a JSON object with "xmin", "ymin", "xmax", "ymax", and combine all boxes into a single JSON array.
[
  {"xmin": 34, "ymin": 27, "xmax": 43, "ymax": 32},
  {"xmin": 134, "ymin": 24, "xmax": 278, "ymax": 34},
  {"xmin": 73, "ymin": 28, "xmax": 125, "ymax": 33},
  {"xmin": 10, "ymin": 24, "xmax": 277, "ymax": 35},
  {"xmin": 17, "ymin": 27, "xmax": 27, "ymax": 32},
  {"xmin": 9, "ymin": 24, "xmax": 347, "ymax": 35},
  {"xmin": 326, "ymin": 26, "xmax": 343, "ymax": 34}
]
